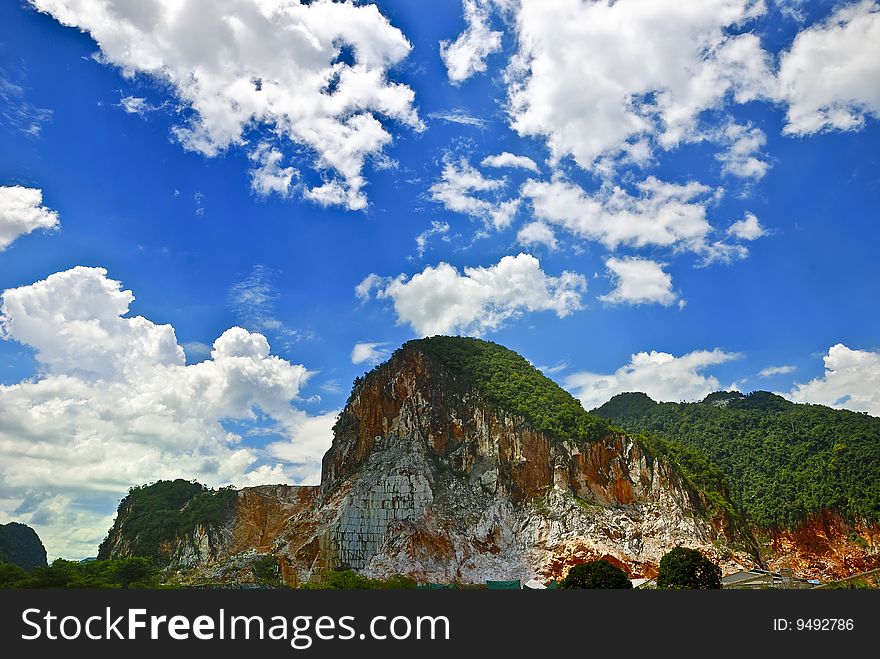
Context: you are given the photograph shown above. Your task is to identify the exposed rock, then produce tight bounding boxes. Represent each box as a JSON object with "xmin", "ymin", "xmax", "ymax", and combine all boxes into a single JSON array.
[
  {"xmin": 764, "ymin": 510, "xmax": 880, "ymax": 581},
  {"xmin": 104, "ymin": 341, "xmax": 759, "ymax": 584}
]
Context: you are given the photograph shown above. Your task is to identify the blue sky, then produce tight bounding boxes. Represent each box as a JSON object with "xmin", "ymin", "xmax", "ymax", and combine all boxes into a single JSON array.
[{"xmin": 0, "ymin": 0, "xmax": 878, "ymax": 558}]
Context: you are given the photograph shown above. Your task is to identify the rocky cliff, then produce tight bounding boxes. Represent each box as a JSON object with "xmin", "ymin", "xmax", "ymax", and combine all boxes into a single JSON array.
[
  {"xmin": 0, "ymin": 522, "xmax": 48, "ymax": 572},
  {"xmin": 100, "ymin": 337, "xmax": 760, "ymax": 584}
]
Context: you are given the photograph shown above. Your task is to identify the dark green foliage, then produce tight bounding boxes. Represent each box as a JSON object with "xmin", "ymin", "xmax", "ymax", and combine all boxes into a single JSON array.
[
  {"xmin": 1, "ymin": 557, "xmax": 161, "ymax": 589},
  {"xmin": 593, "ymin": 392, "xmax": 658, "ymax": 419},
  {"xmin": 0, "ymin": 562, "xmax": 29, "ymax": 588},
  {"xmin": 594, "ymin": 391, "xmax": 880, "ymax": 528},
  {"xmin": 0, "ymin": 522, "xmax": 48, "ymax": 571},
  {"xmin": 303, "ymin": 569, "xmax": 417, "ymax": 590},
  {"xmin": 97, "ymin": 479, "xmax": 237, "ymax": 563},
  {"xmin": 657, "ymin": 547, "xmax": 721, "ymax": 589},
  {"xmin": 561, "ymin": 560, "xmax": 633, "ymax": 589},
  {"xmin": 406, "ymin": 336, "xmax": 609, "ymax": 443},
  {"xmin": 251, "ymin": 555, "xmax": 280, "ymax": 585}
]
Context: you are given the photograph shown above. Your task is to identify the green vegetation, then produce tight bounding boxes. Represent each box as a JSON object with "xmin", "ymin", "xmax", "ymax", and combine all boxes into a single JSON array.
[
  {"xmin": 656, "ymin": 547, "xmax": 721, "ymax": 589},
  {"xmin": 303, "ymin": 569, "xmax": 417, "ymax": 590},
  {"xmin": 0, "ymin": 522, "xmax": 47, "ymax": 571},
  {"xmin": 594, "ymin": 391, "xmax": 880, "ymax": 529},
  {"xmin": 406, "ymin": 336, "xmax": 609, "ymax": 443},
  {"xmin": 561, "ymin": 560, "xmax": 633, "ymax": 589},
  {"xmin": 0, "ymin": 557, "xmax": 160, "ymax": 589},
  {"xmin": 97, "ymin": 479, "xmax": 237, "ymax": 563}
]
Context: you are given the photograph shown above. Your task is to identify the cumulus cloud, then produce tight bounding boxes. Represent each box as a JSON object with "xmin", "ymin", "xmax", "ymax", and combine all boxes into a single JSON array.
[
  {"xmin": 0, "ymin": 266, "xmax": 333, "ymax": 558},
  {"xmin": 516, "ymin": 221, "xmax": 557, "ymax": 251},
  {"xmin": 0, "ymin": 185, "xmax": 60, "ymax": 251},
  {"xmin": 727, "ymin": 212, "xmax": 767, "ymax": 240},
  {"xmin": 759, "ymin": 364, "xmax": 795, "ymax": 378},
  {"xmin": 31, "ymin": 0, "xmax": 422, "ymax": 210},
  {"xmin": 249, "ymin": 143, "xmax": 298, "ymax": 198},
  {"xmin": 351, "ymin": 341, "xmax": 390, "ymax": 365},
  {"xmin": 716, "ymin": 123, "xmax": 769, "ymax": 179},
  {"xmin": 357, "ymin": 253, "xmax": 586, "ymax": 336},
  {"xmin": 778, "ymin": 1, "xmax": 880, "ymax": 135},
  {"xmin": 565, "ymin": 348, "xmax": 740, "ymax": 410},
  {"xmin": 787, "ymin": 344, "xmax": 880, "ymax": 415},
  {"xmin": 481, "ymin": 151, "xmax": 539, "ymax": 172},
  {"xmin": 429, "ymin": 156, "xmax": 519, "ymax": 230},
  {"xmin": 441, "ymin": 0, "xmax": 503, "ymax": 84},
  {"xmin": 600, "ymin": 257, "xmax": 679, "ymax": 307},
  {"xmin": 506, "ymin": 0, "xmax": 772, "ymax": 172},
  {"xmin": 522, "ymin": 176, "xmax": 717, "ymax": 252}
]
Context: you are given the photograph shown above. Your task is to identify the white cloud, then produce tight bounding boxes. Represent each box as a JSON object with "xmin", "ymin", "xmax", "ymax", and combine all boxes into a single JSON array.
[
  {"xmin": 522, "ymin": 176, "xmax": 716, "ymax": 252},
  {"xmin": 727, "ymin": 211, "xmax": 767, "ymax": 240},
  {"xmin": 118, "ymin": 95, "xmax": 156, "ymax": 117},
  {"xmin": 415, "ymin": 220, "xmax": 450, "ymax": 258},
  {"xmin": 481, "ymin": 151, "xmax": 539, "ymax": 172},
  {"xmin": 249, "ymin": 143, "xmax": 298, "ymax": 198},
  {"xmin": 516, "ymin": 221, "xmax": 557, "ymax": 251},
  {"xmin": 505, "ymin": 0, "xmax": 772, "ymax": 172},
  {"xmin": 787, "ymin": 344, "xmax": 880, "ymax": 415},
  {"xmin": 441, "ymin": 0, "xmax": 503, "ymax": 84},
  {"xmin": 0, "ymin": 185, "xmax": 60, "ymax": 251},
  {"xmin": 698, "ymin": 240, "xmax": 750, "ymax": 266},
  {"xmin": 0, "ymin": 266, "xmax": 333, "ymax": 558},
  {"xmin": 778, "ymin": 1, "xmax": 880, "ymax": 135},
  {"xmin": 716, "ymin": 123, "xmax": 769, "ymax": 179},
  {"xmin": 565, "ymin": 348, "xmax": 740, "ymax": 410},
  {"xmin": 429, "ymin": 156, "xmax": 519, "ymax": 230},
  {"xmin": 759, "ymin": 364, "xmax": 795, "ymax": 378},
  {"xmin": 351, "ymin": 341, "xmax": 390, "ymax": 365},
  {"xmin": 427, "ymin": 109, "xmax": 488, "ymax": 128},
  {"xmin": 31, "ymin": 0, "xmax": 423, "ymax": 210},
  {"xmin": 600, "ymin": 257, "xmax": 679, "ymax": 307},
  {"xmin": 265, "ymin": 410, "xmax": 339, "ymax": 486},
  {"xmin": 358, "ymin": 253, "xmax": 586, "ymax": 336},
  {"xmin": 1, "ymin": 266, "xmax": 183, "ymax": 379}
]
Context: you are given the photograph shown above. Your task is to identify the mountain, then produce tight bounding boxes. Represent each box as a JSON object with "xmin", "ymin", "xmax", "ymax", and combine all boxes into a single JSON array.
[
  {"xmin": 0, "ymin": 522, "xmax": 48, "ymax": 572},
  {"xmin": 99, "ymin": 337, "xmax": 759, "ymax": 585},
  {"xmin": 593, "ymin": 391, "xmax": 880, "ymax": 579}
]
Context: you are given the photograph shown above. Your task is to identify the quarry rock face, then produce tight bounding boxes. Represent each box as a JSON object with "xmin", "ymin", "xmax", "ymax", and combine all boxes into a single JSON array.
[{"xmin": 102, "ymin": 344, "xmax": 760, "ymax": 584}]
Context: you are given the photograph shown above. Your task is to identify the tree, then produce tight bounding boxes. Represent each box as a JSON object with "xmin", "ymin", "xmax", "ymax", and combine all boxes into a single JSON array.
[
  {"xmin": 561, "ymin": 560, "xmax": 633, "ymax": 589},
  {"xmin": 0, "ymin": 562, "xmax": 29, "ymax": 588},
  {"xmin": 657, "ymin": 547, "xmax": 721, "ymax": 589}
]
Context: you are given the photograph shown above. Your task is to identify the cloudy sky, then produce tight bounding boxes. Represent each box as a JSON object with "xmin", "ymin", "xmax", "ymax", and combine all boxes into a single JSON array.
[{"xmin": 0, "ymin": 0, "xmax": 878, "ymax": 559}]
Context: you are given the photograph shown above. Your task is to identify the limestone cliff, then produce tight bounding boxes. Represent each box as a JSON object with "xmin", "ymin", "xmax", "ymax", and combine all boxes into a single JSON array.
[{"xmin": 100, "ymin": 338, "xmax": 760, "ymax": 584}]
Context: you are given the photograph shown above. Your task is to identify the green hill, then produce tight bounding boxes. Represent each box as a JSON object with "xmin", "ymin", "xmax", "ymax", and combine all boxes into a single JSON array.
[
  {"xmin": 97, "ymin": 480, "xmax": 236, "ymax": 563},
  {"xmin": 593, "ymin": 391, "xmax": 880, "ymax": 529},
  {"xmin": 406, "ymin": 336, "xmax": 609, "ymax": 443},
  {"xmin": 0, "ymin": 522, "xmax": 48, "ymax": 572}
]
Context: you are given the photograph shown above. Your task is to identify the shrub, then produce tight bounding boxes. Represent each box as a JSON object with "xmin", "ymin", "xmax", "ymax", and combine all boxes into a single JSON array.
[
  {"xmin": 657, "ymin": 547, "xmax": 721, "ymax": 589},
  {"xmin": 561, "ymin": 560, "xmax": 632, "ymax": 589}
]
